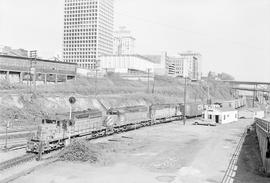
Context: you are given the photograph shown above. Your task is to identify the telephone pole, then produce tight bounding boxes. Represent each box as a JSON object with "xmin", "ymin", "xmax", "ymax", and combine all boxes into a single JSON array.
[
  {"xmin": 147, "ymin": 69, "xmax": 150, "ymax": 93},
  {"xmin": 29, "ymin": 50, "xmax": 37, "ymax": 95},
  {"xmin": 183, "ymin": 77, "xmax": 187, "ymax": 125},
  {"xmin": 152, "ymin": 74, "xmax": 155, "ymax": 94}
]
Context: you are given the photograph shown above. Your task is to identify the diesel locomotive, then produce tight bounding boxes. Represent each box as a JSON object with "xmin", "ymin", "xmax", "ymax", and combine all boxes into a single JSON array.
[{"xmin": 26, "ymin": 97, "xmax": 246, "ymax": 153}]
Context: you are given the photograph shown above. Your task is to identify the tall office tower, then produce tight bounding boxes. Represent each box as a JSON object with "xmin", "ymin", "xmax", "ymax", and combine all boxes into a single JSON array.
[
  {"xmin": 179, "ymin": 51, "xmax": 202, "ymax": 80},
  {"xmin": 63, "ymin": 0, "xmax": 114, "ymax": 70},
  {"xmin": 113, "ymin": 26, "xmax": 135, "ymax": 55}
]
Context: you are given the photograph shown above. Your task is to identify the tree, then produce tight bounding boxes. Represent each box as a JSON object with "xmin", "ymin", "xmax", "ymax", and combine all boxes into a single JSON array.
[{"xmin": 217, "ymin": 72, "xmax": 235, "ymax": 81}]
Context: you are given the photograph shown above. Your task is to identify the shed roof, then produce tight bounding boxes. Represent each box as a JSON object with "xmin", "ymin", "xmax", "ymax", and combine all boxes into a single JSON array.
[{"xmin": 206, "ymin": 107, "xmax": 237, "ymax": 112}]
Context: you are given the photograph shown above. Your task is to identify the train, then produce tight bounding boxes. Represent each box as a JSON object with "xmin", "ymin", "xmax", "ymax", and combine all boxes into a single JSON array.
[
  {"xmin": 214, "ymin": 97, "xmax": 246, "ymax": 109},
  {"xmin": 26, "ymin": 97, "xmax": 246, "ymax": 153},
  {"xmin": 26, "ymin": 103, "xmax": 182, "ymax": 153}
]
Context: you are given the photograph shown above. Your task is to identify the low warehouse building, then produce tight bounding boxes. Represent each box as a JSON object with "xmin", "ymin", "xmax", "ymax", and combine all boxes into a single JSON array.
[
  {"xmin": 203, "ymin": 107, "xmax": 238, "ymax": 124},
  {"xmin": 0, "ymin": 55, "xmax": 77, "ymax": 84},
  {"xmin": 100, "ymin": 55, "xmax": 156, "ymax": 74}
]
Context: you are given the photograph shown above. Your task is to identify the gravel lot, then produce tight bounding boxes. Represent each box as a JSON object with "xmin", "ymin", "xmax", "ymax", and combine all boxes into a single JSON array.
[{"xmin": 12, "ymin": 119, "xmax": 257, "ymax": 183}]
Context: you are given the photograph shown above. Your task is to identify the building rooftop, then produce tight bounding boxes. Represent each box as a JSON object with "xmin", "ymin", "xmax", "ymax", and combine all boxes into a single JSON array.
[
  {"xmin": 206, "ymin": 107, "xmax": 237, "ymax": 112},
  {"xmin": 101, "ymin": 54, "xmax": 160, "ymax": 64},
  {"xmin": 0, "ymin": 54, "xmax": 77, "ymax": 66},
  {"xmin": 142, "ymin": 55, "xmax": 162, "ymax": 64}
]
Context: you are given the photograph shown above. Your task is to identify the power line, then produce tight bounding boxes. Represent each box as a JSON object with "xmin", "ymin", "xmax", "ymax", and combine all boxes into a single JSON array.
[{"xmin": 114, "ymin": 10, "xmax": 267, "ymax": 51}]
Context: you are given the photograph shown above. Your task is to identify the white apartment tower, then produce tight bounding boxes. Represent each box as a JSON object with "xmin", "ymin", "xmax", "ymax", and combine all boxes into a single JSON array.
[
  {"xmin": 63, "ymin": 0, "xmax": 114, "ymax": 69},
  {"xmin": 179, "ymin": 51, "xmax": 202, "ymax": 80},
  {"xmin": 113, "ymin": 26, "xmax": 135, "ymax": 55}
]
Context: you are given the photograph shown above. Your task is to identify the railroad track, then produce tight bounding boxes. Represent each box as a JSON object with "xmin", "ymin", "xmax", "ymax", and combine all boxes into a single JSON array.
[
  {"xmin": 0, "ymin": 138, "xmax": 28, "ymax": 151},
  {"xmin": 221, "ymin": 127, "xmax": 248, "ymax": 183},
  {"xmin": 0, "ymin": 153, "xmax": 36, "ymax": 171}
]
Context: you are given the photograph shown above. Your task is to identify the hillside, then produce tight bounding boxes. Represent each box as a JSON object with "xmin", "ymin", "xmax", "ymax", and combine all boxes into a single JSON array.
[{"xmin": 0, "ymin": 74, "xmax": 233, "ymax": 129}]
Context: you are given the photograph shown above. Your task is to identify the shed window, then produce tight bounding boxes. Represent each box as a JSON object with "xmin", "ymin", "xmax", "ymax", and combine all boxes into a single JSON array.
[{"xmin": 224, "ymin": 115, "xmax": 226, "ymax": 120}]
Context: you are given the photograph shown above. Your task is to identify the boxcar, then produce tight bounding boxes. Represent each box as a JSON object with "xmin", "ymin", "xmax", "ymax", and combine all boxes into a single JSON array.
[
  {"xmin": 180, "ymin": 103, "xmax": 204, "ymax": 118},
  {"xmin": 150, "ymin": 104, "xmax": 181, "ymax": 120}
]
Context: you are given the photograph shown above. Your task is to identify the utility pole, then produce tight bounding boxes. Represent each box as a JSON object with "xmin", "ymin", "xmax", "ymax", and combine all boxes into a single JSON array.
[
  {"xmin": 147, "ymin": 69, "xmax": 150, "ymax": 93},
  {"xmin": 253, "ymin": 84, "xmax": 256, "ymax": 108},
  {"xmin": 95, "ymin": 63, "xmax": 98, "ymax": 97},
  {"xmin": 183, "ymin": 77, "xmax": 187, "ymax": 125},
  {"xmin": 29, "ymin": 50, "xmax": 37, "ymax": 95},
  {"xmin": 152, "ymin": 74, "xmax": 155, "ymax": 94},
  {"xmin": 4, "ymin": 120, "xmax": 9, "ymax": 150}
]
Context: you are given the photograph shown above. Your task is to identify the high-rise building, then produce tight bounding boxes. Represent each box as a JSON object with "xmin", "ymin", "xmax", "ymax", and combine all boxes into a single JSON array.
[
  {"xmin": 144, "ymin": 51, "xmax": 202, "ymax": 80},
  {"xmin": 63, "ymin": 0, "xmax": 114, "ymax": 70},
  {"xmin": 113, "ymin": 26, "xmax": 135, "ymax": 55},
  {"xmin": 179, "ymin": 51, "xmax": 202, "ymax": 80}
]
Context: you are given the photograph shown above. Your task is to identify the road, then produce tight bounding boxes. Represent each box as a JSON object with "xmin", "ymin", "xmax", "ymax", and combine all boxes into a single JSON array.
[{"xmin": 10, "ymin": 118, "xmax": 258, "ymax": 183}]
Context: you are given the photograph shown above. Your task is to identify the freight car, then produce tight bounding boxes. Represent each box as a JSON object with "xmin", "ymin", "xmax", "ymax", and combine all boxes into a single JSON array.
[
  {"xmin": 26, "ymin": 104, "xmax": 183, "ymax": 153},
  {"xmin": 179, "ymin": 103, "xmax": 204, "ymax": 118},
  {"xmin": 215, "ymin": 97, "xmax": 246, "ymax": 109}
]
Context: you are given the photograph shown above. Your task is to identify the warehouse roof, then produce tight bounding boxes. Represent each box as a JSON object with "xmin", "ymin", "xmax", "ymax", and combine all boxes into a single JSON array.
[
  {"xmin": 0, "ymin": 54, "xmax": 77, "ymax": 65},
  {"xmin": 100, "ymin": 54, "xmax": 160, "ymax": 64}
]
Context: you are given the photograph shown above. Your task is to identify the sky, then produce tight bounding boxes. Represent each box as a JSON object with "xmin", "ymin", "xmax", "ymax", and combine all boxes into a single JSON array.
[{"xmin": 0, "ymin": 0, "xmax": 270, "ymax": 81}]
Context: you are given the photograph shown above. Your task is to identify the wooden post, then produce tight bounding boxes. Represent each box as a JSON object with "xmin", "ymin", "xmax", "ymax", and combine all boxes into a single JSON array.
[
  {"xmin": 37, "ymin": 141, "xmax": 43, "ymax": 161},
  {"xmin": 55, "ymin": 74, "xmax": 58, "ymax": 84},
  {"xmin": 6, "ymin": 71, "xmax": 10, "ymax": 82},
  {"xmin": 183, "ymin": 77, "xmax": 187, "ymax": 125},
  {"xmin": 44, "ymin": 74, "xmax": 47, "ymax": 85},
  {"xmin": 147, "ymin": 69, "xmax": 150, "ymax": 93},
  {"xmin": 19, "ymin": 72, "xmax": 23, "ymax": 83}
]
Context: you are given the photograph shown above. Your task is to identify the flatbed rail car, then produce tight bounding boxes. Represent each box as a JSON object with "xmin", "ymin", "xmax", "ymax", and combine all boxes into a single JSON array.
[{"xmin": 26, "ymin": 104, "xmax": 183, "ymax": 153}]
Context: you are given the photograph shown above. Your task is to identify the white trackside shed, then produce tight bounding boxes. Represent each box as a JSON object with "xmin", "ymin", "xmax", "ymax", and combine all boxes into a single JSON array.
[{"xmin": 203, "ymin": 107, "xmax": 238, "ymax": 124}]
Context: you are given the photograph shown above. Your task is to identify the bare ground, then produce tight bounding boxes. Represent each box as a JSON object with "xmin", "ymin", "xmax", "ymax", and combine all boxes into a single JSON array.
[{"xmin": 11, "ymin": 119, "xmax": 259, "ymax": 183}]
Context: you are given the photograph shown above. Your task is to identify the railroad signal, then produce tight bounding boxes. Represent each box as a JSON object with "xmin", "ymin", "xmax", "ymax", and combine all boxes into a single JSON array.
[{"xmin": 69, "ymin": 96, "xmax": 76, "ymax": 104}]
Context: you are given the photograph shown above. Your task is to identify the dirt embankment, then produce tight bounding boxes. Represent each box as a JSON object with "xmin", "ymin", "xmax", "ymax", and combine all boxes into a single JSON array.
[{"xmin": 0, "ymin": 75, "xmax": 233, "ymax": 128}]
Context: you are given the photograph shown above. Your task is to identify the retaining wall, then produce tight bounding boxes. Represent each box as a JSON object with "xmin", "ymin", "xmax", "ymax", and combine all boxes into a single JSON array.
[{"xmin": 255, "ymin": 118, "xmax": 270, "ymax": 175}]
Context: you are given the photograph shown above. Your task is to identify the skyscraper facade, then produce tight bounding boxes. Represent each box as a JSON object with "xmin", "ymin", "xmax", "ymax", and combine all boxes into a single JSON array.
[
  {"xmin": 179, "ymin": 51, "xmax": 202, "ymax": 80},
  {"xmin": 113, "ymin": 26, "xmax": 135, "ymax": 55},
  {"xmin": 63, "ymin": 0, "xmax": 114, "ymax": 70}
]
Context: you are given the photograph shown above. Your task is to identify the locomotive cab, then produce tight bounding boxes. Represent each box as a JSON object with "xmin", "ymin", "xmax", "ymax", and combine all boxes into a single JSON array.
[{"xmin": 26, "ymin": 117, "xmax": 74, "ymax": 153}]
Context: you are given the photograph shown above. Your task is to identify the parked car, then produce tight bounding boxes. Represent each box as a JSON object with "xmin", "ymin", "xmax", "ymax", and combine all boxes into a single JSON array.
[{"xmin": 193, "ymin": 118, "xmax": 217, "ymax": 126}]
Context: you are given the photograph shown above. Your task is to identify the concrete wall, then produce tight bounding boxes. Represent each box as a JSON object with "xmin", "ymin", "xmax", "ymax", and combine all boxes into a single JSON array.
[
  {"xmin": 100, "ymin": 55, "xmax": 155, "ymax": 74},
  {"xmin": 255, "ymin": 118, "xmax": 270, "ymax": 175}
]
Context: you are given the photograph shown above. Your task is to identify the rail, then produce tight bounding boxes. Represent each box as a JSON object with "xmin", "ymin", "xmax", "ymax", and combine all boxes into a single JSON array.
[
  {"xmin": 255, "ymin": 118, "xmax": 270, "ymax": 134},
  {"xmin": 0, "ymin": 154, "xmax": 36, "ymax": 171},
  {"xmin": 221, "ymin": 127, "xmax": 247, "ymax": 183}
]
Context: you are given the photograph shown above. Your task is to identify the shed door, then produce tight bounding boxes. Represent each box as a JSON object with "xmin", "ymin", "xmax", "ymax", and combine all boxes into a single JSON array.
[{"xmin": 215, "ymin": 115, "xmax": 219, "ymax": 123}]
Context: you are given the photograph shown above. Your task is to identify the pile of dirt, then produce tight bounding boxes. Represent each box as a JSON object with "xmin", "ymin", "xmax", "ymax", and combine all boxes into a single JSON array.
[{"xmin": 58, "ymin": 140, "xmax": 116, "ymax": 165}]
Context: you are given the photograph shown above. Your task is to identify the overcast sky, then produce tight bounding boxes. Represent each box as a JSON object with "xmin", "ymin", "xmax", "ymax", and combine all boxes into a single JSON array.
[{"xmin": 0, "ymin": 0, "xmax": 269, "ymax": 81}]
